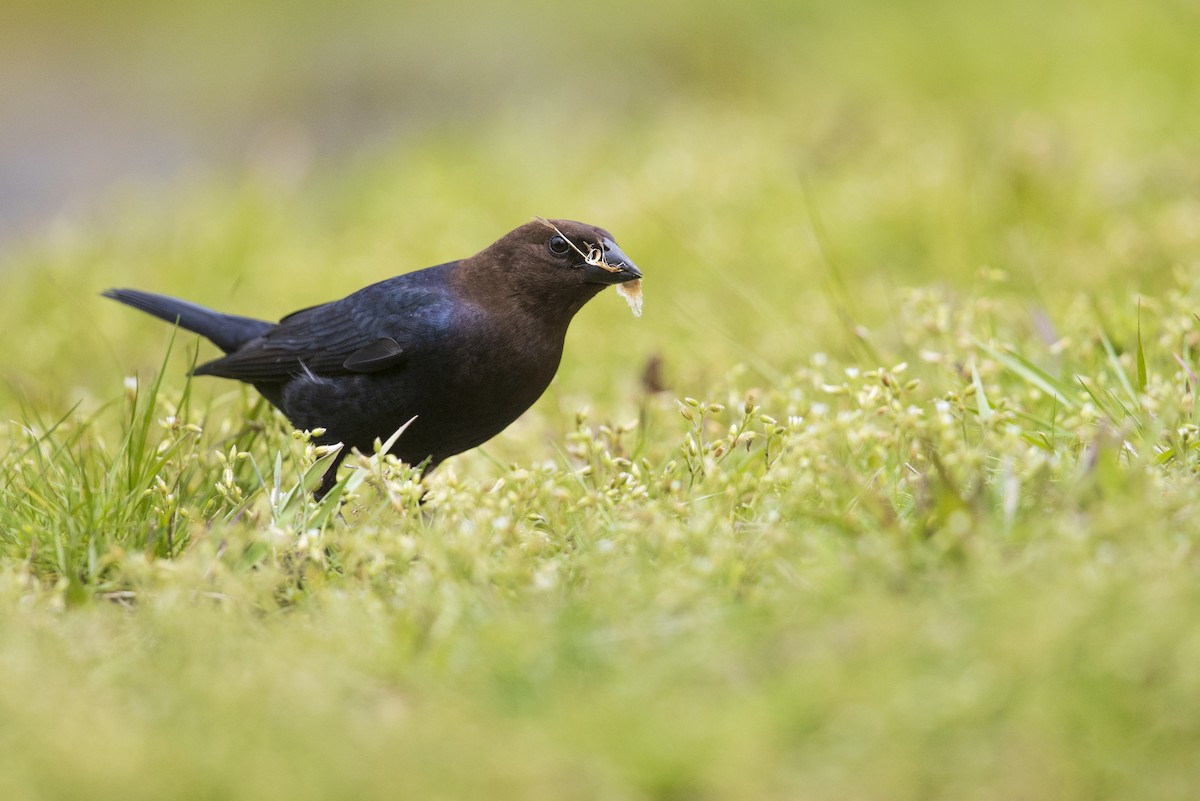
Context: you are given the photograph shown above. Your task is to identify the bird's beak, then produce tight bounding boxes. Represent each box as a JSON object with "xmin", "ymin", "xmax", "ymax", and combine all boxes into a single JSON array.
[{"xmin": 583, "ymin": 238, "xmax": 643, "ymax": 285}]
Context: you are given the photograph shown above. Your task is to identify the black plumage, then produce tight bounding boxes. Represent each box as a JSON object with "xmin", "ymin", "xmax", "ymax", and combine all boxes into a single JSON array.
[{"xmin": 105, "ymin": 219, "xmax": 642, "ymax": 497}]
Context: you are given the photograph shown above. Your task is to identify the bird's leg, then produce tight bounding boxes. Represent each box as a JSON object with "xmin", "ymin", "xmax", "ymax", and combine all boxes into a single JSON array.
[{"xmin": 314, "ymin": 450, "xmax": 348, "ymax": 500}]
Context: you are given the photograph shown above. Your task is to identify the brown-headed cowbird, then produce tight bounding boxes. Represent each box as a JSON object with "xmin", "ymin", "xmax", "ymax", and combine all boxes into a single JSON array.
[{"xmin": 104, "ymin": 219, "xmax": 642, "ymax": 497}]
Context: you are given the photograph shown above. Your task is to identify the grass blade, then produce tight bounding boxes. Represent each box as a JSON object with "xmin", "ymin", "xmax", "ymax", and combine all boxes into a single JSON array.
[
  {"xmin": 976, "ymin": 340, "xmax": 1078, "ymax": 408},
  {"xmin": 970, "ymin": 358, "xmax": 993, "ymax": 422},
  {"xmin": 1136, "ymin": 302, "xmax": 1147, "ymax": 394},
  {"xmin": 1099, "ymin": 329, "xmax": 1138, "ymax": 408}
]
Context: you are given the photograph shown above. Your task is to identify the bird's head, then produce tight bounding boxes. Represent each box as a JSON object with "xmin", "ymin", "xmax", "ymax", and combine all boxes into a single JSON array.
[{"xmin": 465, "ymin": 219, "xmax": 642, "ymax": 320}]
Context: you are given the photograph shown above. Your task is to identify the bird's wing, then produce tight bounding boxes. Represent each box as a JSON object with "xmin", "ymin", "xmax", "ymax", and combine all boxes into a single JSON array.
[{"xmin": 193, "ymin": 273, "xmax": 456, "ymax": 383}]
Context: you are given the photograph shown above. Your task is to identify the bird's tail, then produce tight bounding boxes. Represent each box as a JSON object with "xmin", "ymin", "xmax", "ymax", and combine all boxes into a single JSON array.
[{"xmin": 103, "ymin": 288, "xmax": 273, "ymax": 354}]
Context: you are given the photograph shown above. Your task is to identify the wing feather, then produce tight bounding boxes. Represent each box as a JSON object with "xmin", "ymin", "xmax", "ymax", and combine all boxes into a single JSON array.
[
  {"xmin": 343, "ymin": 337, "xmax": 405, "ymax": 372},
  {"xmin": 193, "ymin": 269, "xmax": 455, "ymax": 383}
]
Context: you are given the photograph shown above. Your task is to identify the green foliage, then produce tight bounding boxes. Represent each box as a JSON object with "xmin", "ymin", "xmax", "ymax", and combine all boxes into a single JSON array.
[{"xmin": 4, "ymin": 0, "xmax": 1200, "ymax": 798}]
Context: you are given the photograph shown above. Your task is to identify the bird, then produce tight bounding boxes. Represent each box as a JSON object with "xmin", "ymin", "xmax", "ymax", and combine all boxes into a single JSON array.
[{"xmin": 104, "ymin": 218, "xmax": 643, "ymax": 498}]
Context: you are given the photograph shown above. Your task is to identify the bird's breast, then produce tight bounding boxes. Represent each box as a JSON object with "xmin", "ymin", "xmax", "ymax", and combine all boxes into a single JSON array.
[{"xmin": 446, "ymin": 313, "xmax": 564, "ymax": 407}]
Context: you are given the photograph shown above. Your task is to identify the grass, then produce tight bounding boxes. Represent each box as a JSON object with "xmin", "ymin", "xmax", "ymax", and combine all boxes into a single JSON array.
[{"xmin": 5, "ymin": 0, "xmax": 1200, "ymax": 798}]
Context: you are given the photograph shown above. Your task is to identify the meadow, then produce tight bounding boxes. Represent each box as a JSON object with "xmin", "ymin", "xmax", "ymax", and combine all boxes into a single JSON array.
[{"xmin": 3, "ymin": 0, "xmax": 1200, "ymax": 798}]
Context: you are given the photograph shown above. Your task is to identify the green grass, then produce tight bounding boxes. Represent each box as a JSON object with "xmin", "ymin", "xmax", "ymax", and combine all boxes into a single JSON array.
[{"xmin": 5, "ymin": 0, "xmax": 1200, "ymax": 798}]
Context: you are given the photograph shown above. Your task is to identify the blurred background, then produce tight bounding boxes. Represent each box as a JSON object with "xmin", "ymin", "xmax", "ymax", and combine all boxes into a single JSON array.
[
  {"xmin": 6, "ymin": 0, "xmax": 1196, "ymax": 244},
  {"xmin": 2, "ymin": 0, "xmax": 1199, "ymax": 421}
]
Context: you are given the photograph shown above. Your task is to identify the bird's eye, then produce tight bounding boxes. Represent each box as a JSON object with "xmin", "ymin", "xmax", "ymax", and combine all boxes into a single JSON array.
[{"xmin": 548, "ymin": 235, "xmax": 571, "ymax": 255}]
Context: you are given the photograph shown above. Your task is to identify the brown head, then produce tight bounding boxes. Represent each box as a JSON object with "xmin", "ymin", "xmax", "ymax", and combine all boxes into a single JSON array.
[{"xmin": 455, "ymin": 219, "xmax": 642, "ymax": 323}]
